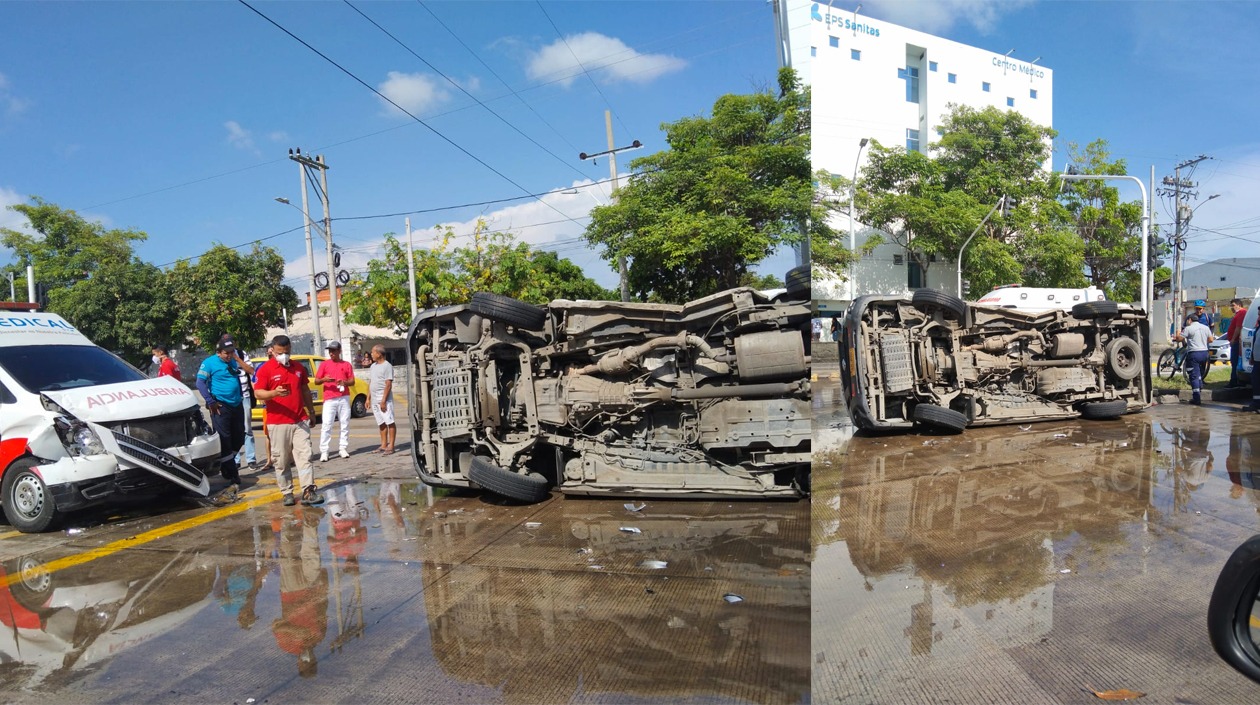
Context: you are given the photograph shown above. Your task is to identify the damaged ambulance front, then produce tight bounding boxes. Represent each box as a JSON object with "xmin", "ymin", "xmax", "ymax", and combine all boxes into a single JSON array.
[{"xmin": 0, "ymin": 311, "xmax": 217, "ymax": 532}]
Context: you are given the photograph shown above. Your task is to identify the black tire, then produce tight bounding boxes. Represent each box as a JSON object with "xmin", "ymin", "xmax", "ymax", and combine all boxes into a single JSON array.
[
  {"xmin": 468, "ymin": 455, "xmax": 551, "ymax": 503},
  {"xmin": 911, "ymin": 289, "xmax": 967, "ymax": 323},
  {"xmin": 469, "ymin": 292, "xmax": 547, "ymax": 331},
  {"xmin": 912, "ymin": 404, "xmax": 968, "ymax": 433},
  {"xmin": 1079, "ymin": 400, "xmax": 1128, "ymax": 420},
  {"xmin": 2, "ymin": 459, "xmax": 59, "ymax": 533},
  {"xmin": 1157, "ymin": 349, "xmax": 1181, "ymax": 380},
  {"xmin": 1071, "ymin": 301, "xmax": 1120, "ymax": 318},
  {"xmin": 351, "ymin": 394, "xmax": 368, "ymax": 418},
  {"xmin": 1105, "ymin": 337, "xmax": 1143, "ymax": 381},
  {"xmin": 6, "ymin": 555, "xmax": 52, "ymax": 613},
  {"xmin": 785, "ymin": 266, "xmax": 810, "ymax": 296}
]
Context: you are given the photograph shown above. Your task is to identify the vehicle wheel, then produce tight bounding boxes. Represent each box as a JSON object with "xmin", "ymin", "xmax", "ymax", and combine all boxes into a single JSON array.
[
  {"xmin": 1157, "ymin": 349, "xmax": 1182, "ymax": 380},
  {"xmin": 468, "ymin": 456, "xmax": 551, "ymax": 503},
  {"xmin": 1071, "ymin": 301, "xmax": 1120, "ymax": 318},
  {"xmin": 1105, "ymin": 337, "xmax": 1143, "ymax": 381},
  {"xmin": 911, "ymin": 289, "xmax": 967, "ymax": 323},
  {"xmin": 6, "ymin": 555, "xmax": 52, "ymax": 613},
  {"xmin": 351, "ymin": 394, "xmax": 368, "ymax": 418},
  {"xmin": 784, "ymin": 266, "xmax": 810, "ymax": 297},
  {"xmin": 469, "ymin": 292, "xmax": 547, "ymax": 331},
  {"xmin": 912, "ymin": 404, "xmax": 968, "ymax": 433},
  {"xmin": 2, "ymin": 459, "xmax": 60, "ymax": 533},
  {"xmin": 1079, "ymin": 400, "xmax": 1128, "ymax": 420}
]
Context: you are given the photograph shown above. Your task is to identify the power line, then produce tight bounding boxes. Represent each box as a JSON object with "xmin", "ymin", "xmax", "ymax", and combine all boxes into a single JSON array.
[
  {"xmin": 534, "ymin": 1, "xmax": 632, "ymax": 138},
  {"xmin": 237, "ymin": 0, "xmax": 586, "ymax": 232}
]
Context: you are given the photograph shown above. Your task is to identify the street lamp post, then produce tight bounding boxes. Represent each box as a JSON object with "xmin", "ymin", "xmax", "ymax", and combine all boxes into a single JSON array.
[
  {"xmin": 1060, "ymin": 171, "xmax": 1151, "ymax": 312},
  {"xmin": 957, "ymin": 195, "xmax": 1007, "ymax": 299},
  {"xmin": 849, "ymin": 138, "xmax": 869, "ymax": 301},
  {"xmin": 275, "ymin": 195, "xmax": 322, "ymax": 354}
]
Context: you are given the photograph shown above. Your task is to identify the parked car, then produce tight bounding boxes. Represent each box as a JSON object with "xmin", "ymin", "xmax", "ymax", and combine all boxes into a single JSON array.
[
  {"xmin": 839, "ymin": 290, "xmax": 1151, "ymax": 433},
  {"xmin": 1210, "ymin": 337, "xmax": 1232, "ymax": 364},
  {"xmin": 0, "ymin": 305, "xmax": 218, "ymax": 532},
  {"xmin": 248, "ymin": 354, "xmax": 372, "ymax": 422},
  {"xmin": 1208, "ymin": 535, "xmax": 1260, "ymax": 684},
  {"xmin": 406, "ymin": 278, "xmax": 811, "ymax": 503}
]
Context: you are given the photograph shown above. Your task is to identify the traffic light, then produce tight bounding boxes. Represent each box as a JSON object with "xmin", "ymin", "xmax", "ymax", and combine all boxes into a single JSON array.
[
  {"xmin": 962, "ymin": 279, "xmax": 972, "ymax": 297},
  {"xmin": 1148, "ymin": 234, "xmax": 1164, "ymax": 270}
]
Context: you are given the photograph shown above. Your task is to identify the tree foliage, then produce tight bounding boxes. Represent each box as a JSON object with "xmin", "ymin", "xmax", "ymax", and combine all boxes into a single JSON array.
[
  {"xmin": 584, "ymin": 67, "xmax": 815, "ymax": 302},
  {"xmin": 340, "ymin": 223, "xmax": 614, "ymax": 333},
  {"xmin": 1061, "ymin": 140, "xmax": 1145, "ymax": 301},
  {"xmin": 168, "ymin": 244, "xmax": 297, "ymax": 351},
  {"xmin": 0, "ymin": 199, "xmax": 175, "ymax": 364}
]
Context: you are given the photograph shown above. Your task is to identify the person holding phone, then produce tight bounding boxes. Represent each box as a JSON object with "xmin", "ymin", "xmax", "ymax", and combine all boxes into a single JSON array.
[{"xmin": 254, "ymin": 335, "xmax": 324, "ymax": 507}]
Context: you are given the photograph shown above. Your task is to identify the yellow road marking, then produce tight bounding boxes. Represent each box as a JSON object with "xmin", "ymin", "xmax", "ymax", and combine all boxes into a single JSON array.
[{"xmin": 0, "ymin": 485, "xmax": 284, "ymax": 589}]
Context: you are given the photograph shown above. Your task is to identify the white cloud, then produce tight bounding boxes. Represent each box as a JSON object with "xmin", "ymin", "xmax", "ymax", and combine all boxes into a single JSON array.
[
  {"xmin": 268, "ymin": 130, "xmax": 290, "ymax": 143},
  {"xmin": 0, "ymin": 72, "xmax": 30, "ymax": 118},
  {"xmin": 224, "ymin": 120, "xmax": 259, "ymax": 155},
  {"xmin": 0, "ymin": 187, "xmax": 31, "ymax": 235},
  {"xmin": 377, "ymin": 71, "xmax": 451, "ymax": 117},
  {"xmin": 863, "ymin": 0, "xmax": 1033, "ymax": 35},
  {"xmin": 1176, "ymin": 150, "xmax": 1260, "ymax": 267},
  {"xmin": 526, "ymin": 32, "xmax": 686, "ymax": 87}
]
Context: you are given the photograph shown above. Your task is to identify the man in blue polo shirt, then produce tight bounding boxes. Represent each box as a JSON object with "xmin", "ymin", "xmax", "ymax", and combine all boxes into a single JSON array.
[{"xmin": 197, "ymin": 335, "xmax": 247, "ymax": 496}]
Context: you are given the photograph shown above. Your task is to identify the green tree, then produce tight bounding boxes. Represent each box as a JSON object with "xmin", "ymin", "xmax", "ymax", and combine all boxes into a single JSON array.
[
  {"xmin": 584, "ymin": 67, "xmax": 815, "ymax": 302},
  {"xmin": 168, "ymin": 244, "xmax": 297, "ymax": 351},
  {"xmin": 0, "ymin": 198, "xmax": 174, "ymax": 362},
  {"xmin": 341, "ymin": 224, "xmax": 613, "ymax": 333},
  {"xmin": 1060, "ymin": 140, "xmax": 1145, "ymax": 301}
]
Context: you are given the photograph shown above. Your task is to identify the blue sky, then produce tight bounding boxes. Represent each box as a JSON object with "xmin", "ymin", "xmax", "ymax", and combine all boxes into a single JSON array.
[
  {"xmin": 0, "ymin": 0, "xmax": 789, "ymax": 293},
  {"xmin": 858, "ymin": 0, "xmax": 1260, "ymax": 273}
]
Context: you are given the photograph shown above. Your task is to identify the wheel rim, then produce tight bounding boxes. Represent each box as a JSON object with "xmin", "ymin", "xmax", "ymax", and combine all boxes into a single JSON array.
[
  {"xmin": 1116, "ymin": 348, "xmax": 1137, "ymax": 375},
  {"xmin": 13, "ymin": 474, "xmax": 44, "ymax": 519},
  {"xmin": 17, "ymin": 556, "xmax": 49, "ymax": 593}
]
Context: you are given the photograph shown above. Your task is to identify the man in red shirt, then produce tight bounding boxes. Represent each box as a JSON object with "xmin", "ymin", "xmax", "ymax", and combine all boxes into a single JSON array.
[
  {"xmin": 1228, "ymin": 298, "xmax": 1249, "ymax": 387},
  {"xmin": 151, "ymin": 344, "xmax": 181, "ymax": 382},
  {"xmin": 312, "ymin": 341, "xmax": 354, "ymax": 462},
  {"xmin": 254, "ymin": 335, "xmax": 325, "ymax": 507}
]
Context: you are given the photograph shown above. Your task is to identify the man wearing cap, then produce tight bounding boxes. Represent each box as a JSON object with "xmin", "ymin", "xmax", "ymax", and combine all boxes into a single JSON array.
[
  {"xmin": 196, "ymin": 335, "xmax": 247, "ymax": 495},
  {"xmin": 1193, "ymin": 300, "xmax": 1211, "ymax": 327},
  {"xmin": 254, "ymin": 335, "xmax": 325, "ymax": 507},
  {"xmin": 312, "ymin": 341, "xmax": 354, "ymax": 462}
]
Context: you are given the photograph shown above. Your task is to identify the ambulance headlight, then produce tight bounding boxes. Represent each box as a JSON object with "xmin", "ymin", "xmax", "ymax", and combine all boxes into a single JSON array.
[{"xmin": 53, "ymin": 417, "xmax": 106, "ymax": 456}]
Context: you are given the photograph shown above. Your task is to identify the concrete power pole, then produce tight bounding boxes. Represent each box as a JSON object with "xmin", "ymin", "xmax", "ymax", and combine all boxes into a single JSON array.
[
  {"xmin": 316, "ymin": 155, "xmax": 342, "ymax": 347},
  {"xmin": 290, "ymin": 150, "xmax": 342, "ymax": 351},
  {"xmin": 1160, "ymin": 155, "xmax": 1208, "ymax": 324},
  {"xmin": 579, "ymin": 111, "xmax": 641, "ymax": 302},
  {"xmin": 291, "ymin": 149, "xmax": 322, "ymax": 354}
]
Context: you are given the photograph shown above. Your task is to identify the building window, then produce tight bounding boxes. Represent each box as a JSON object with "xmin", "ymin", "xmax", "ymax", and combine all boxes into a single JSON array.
[
  {"xmin": 898, "ymin": 66, "xmax": 920, "ymax": 103},
  {"xmin": 982, "ymin": 82, "xmax": 991, "ymax": 92},
  {"xmin": 948, "ymin": 73, "xmax": 956, "ymax": 84},
  {"xmin": 851, "ymin": 48, "xmax": 861, "ymax": 60},
  {"xmin": 811, "ymin": 46, "xmax": 817, "ymax": 57},
  {"xmin": 929, "ymin": 61, "xmax": 938, "ymax": 72},
  {"xmin": 1006, "ymin": 97, "xmax": 1014, "ymax": 107},
  {"xmin": 906, "ymin": 128, "xmax": 920, "ymax": 153},
  {"xmin": 1030, "ymin": 88, "xmax": 1038, "ymax": 99},
  {"xmin": 893, "ymin": 254, "xmax": 905, "ymax": 266},
  {"xmin": 829, "ymin": 36, "xmax": 839, "ymax": 48}
]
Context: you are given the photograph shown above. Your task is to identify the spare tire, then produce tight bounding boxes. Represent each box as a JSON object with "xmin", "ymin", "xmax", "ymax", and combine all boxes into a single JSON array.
[
  {"xmin": 1105, "ymin": 337, "xmax": 1143, "ymax": 381},
  {"xmin": 912, "ymin": 404, "xmax": 968, "ymax": 433},
  {"xmin": 469, "ymin": 292, "xmax": 547, "ymax": 331},
  {"xmin": 1079, "ymin": 400, "xmax": 1128, "ymax": 420},
  {"xmin": 1071, "ymin": 301, "xmax": 1120, "ymax": 318},
  {"xmin": 785, "ymin": 265, "xmax": 810, "ymax": 296},
  {"xmin": 911, "ymin": 289, "xmax": 967, "ymax": 323},
  {"xmin": 468, "ymin": 456, "xmax": 551, "ymax": 503}
]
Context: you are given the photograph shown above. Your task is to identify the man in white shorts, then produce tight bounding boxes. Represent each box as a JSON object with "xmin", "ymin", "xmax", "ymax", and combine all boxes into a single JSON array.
[{"xmin": 369, "ymin": 344, "xmax": 396, "ymax": 453}]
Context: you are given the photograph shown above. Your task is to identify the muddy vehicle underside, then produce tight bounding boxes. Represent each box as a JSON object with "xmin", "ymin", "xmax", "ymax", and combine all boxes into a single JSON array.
[
  {"xmin": 841, "ymin": 291, "xmax": 1151, "ymax": 433},
  {"xmin": 408, "ymin": 286, "xmax": 811, "ymax": 502}
]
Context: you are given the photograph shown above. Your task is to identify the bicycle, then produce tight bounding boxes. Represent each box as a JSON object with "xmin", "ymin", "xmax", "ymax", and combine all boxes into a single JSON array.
[{"xmin": 1157, "ymin": 342, "xmax": 1210, "ymax": 380}]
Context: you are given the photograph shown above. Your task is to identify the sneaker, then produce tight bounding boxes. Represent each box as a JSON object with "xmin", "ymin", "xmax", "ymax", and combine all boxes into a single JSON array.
[
  {"xmin": 1191, "ymin": 396, "xmax": 1202, "ymax": 406},
  {"xmin": 301, "ymin": 486, "xmax": 325, "ymax": 507},
  {"xmin": 320, "ymin": 452, "xmax": 329, "ymax": 463},
  {"xmin": 339, "ymin": 449, "xmax": 350, "ymax": 459},
  {"xmin": 283, "ymin": 494, "xmax": 296, "ymax": 507}
]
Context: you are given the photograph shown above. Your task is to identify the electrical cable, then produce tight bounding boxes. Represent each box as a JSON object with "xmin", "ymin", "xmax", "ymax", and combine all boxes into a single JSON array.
[{"xmin": 534, "ymin": 1, "xmax": 632, "ymax": 137}]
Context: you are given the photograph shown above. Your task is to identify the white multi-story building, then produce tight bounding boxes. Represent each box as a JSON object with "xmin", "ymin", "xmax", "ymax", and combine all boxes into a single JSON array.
[{"xmin": 791, "ymin": 2, "xmax": 1054, "ymax": 312}]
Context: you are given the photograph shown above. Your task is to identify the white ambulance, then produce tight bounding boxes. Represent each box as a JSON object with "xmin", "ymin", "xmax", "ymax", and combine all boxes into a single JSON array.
[
  {"xmin": 0, "ymin": 306, "xmax": 216, "ymax": 532},
  {"xmin": 974, "ymin": 285, "xmax": 1107, "ymax": 312}
]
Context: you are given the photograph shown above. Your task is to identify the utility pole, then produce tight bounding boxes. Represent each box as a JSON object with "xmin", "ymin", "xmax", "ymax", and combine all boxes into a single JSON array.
[
  {"xmin": 406, "ymin": 217, "xmax": 418, "ymax": 321},
  {"xmin": 579, "ymin": 111, "xmax": 641, "ymax": 302},
  {"xmin": 1159, "ymin": 155, "xmax": 1209, "ymax": 324},
  {"xmin": 315, "ymin": 154, "xmax": 342, "ymax": 347},
  {"xmin": 290, "ymin": 149, "xmax": 322, "ymax": 354}
]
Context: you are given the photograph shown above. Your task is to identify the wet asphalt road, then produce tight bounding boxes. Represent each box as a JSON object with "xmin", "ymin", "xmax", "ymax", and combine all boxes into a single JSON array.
[
  {"xmin": 813, "ymin": 366, "xmax": 1260, "ymax": 704},
  {"xmin": 0, "ymin": 415, "xmax": 809, "ymax": 704}
]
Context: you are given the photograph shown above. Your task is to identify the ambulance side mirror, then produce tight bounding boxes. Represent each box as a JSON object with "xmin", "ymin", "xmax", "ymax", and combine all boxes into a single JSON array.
[{"xmin": 0, "ymin": 382, "xmax": 15, "ymax": 404}]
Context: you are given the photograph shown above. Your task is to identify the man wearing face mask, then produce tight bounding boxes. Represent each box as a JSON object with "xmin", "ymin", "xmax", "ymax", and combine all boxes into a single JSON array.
[
  {"xmin": 254, "ymin": 335, "xmax": 325, "ymax": 507},
  {"xmin": 152, "ymin": 344, "xmax": 181, "ymax": 382}
]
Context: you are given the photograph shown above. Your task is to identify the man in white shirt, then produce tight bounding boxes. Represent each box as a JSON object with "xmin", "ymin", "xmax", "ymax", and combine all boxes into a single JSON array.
[
  {"xmin": 369, "ymin": 344, "xmax": 396, "ymax": 454},
  {"xmin": 1174, "ymin": 315, "xmax": 1214, "ymax": 406}
]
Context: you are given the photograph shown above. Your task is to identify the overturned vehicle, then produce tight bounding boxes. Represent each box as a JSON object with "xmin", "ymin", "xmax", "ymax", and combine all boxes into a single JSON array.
[
  {"xmin": 839, "ymin": 290, "xmax": 1151, "ymax": 433},
  {"xmin": 407, "ymin": 283, "xmax": 811, "ymax": 503}
]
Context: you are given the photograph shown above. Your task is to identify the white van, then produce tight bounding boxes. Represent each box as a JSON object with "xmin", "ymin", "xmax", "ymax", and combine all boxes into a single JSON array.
[
  {"xmin": 0, "ymin": 307, "xmax": 217, "ymax": 532},
  {"xmin": 975, "ymin": 285, "xmax": 1106, "ymax": 312},
  {"xmin": 1241, "ymin": 304, "xmax": 1259, "ymax": 376}
]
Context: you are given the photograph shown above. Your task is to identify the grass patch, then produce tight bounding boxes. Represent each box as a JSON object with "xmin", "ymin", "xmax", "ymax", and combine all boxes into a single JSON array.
[{"xmin": 1151, "ymin": 363, "xmax": 1234, "ymax": 391}]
